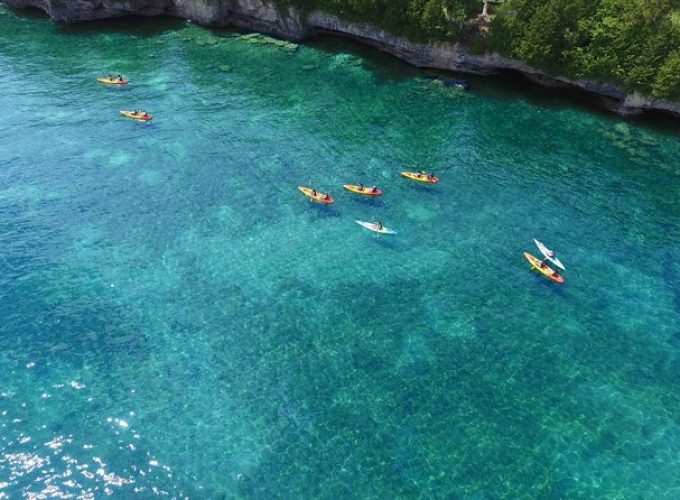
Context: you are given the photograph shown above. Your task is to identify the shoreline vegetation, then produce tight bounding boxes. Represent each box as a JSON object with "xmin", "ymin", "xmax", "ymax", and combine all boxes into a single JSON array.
[
  {"xmin": 284, "ymin": 0, "xmax": 680, "ymax": 102},
  {"xmin": 3, "ymin": 0, "xmax": 680, "ymax": 118}
]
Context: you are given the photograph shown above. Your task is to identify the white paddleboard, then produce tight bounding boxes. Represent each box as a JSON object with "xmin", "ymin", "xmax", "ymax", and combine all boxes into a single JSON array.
[
  {"xmin": 356, "ymin": 220, "xmax": 396, "ymax": 234},
  {"xmin": 534, "ymin": 239, "xmax": 565, "ymax": 270}
]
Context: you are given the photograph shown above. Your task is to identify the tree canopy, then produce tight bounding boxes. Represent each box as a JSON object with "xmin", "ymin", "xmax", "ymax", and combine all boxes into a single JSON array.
[{"xmin": 489, "ymin": 0, "xmax": 680, "ymax": 99}]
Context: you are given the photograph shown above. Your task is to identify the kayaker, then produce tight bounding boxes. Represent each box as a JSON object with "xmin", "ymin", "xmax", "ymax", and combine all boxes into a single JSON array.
[
  {"xmin": 427, "ymin": 173, "xmax": 435, "ymax": 180},
  {"xmin": 553, "ymin": 268, "xmax": 561, "ymax": 278},
  {"xmin": 323, "ymin": 193, "xmax": 330, "ymax": 201},
  {"xmin": 539, "ymin": 251, "xmax": 556, "ymax": 266},
  {"xmin": 311, "ymin": 188, "xmax": 317, "ymax": 197},
  {"xmin": 539, "ymin": 260, "xmax": 549, "ymax": 269},
  {"xmin": 540, "ymin": 244, "xmax": 556, "ymax": 261},
  {"xmin": 375, "ymin": 221, "xmax": 383, "ymax": 230},
  {"xmin": 371, "ymin": 185, "xmax": 378, "ymax": 193},
  {"xmin": 358, "ymin": 183, "xmax": 364, "ymax": 191}
]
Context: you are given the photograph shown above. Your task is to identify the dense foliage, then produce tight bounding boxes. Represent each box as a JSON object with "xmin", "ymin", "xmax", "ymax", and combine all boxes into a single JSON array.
[
  {"xmin": 284, "ymin": 0, "xmax": 680, "ymax": 100},
  {"xmin": 489, "ymin": 0, "xmax": 680, "ymax": 99},
  {"xmin": 284, "ymin": 0, "xmax": 483, "ymax": 41}
]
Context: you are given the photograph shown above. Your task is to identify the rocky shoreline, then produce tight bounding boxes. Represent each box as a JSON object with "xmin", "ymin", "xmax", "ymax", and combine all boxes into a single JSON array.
[{"xmin": 4, "ymin": 0, "xmax": 680, "ymax": 118}]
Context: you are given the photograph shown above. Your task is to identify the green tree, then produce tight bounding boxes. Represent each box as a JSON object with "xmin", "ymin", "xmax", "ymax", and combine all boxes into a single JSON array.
[{"xmin": 653, "ymin": 49, "xmax": 680, "ymax": 99}]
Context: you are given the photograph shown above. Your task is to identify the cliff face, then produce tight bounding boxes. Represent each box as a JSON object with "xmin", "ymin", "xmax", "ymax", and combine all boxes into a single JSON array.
[
  {"xmin": 4, "ymin": 0, "xmax": 307, "ymax": 34},
  {"xmin": 5, "ymin": 0, "xmax": 680, "ymax": 118}
]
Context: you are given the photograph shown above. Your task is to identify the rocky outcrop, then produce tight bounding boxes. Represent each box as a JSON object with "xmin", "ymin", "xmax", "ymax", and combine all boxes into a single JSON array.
[
  {"xmin": 4, "ymin": 0, "xmax": 680, "ymax": 118},
  {"xmin": 4, "ymin": 0, "xmax": 308, "ymax": 34}
]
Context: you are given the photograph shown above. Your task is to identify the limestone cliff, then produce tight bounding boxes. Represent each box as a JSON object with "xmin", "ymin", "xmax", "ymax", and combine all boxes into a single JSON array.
[{"xmin": 4, "ymin": 0, "xmax": 680, "ymax": 118}]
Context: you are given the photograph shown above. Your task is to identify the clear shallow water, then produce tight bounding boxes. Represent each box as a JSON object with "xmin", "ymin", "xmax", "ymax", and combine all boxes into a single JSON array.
[{"xmin": 1, "ymin": 7, "xmax": 680, "ymax": 498}]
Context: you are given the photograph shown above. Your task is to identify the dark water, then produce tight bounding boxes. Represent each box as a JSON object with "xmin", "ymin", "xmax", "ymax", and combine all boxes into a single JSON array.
[{"xmin": 1, "ymin": 6, "xmax": 679, "ymax": 498}]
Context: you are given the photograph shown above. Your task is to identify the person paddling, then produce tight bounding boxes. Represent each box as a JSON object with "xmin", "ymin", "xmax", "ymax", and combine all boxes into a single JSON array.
[{"xmin": 539, "ymin": 248, "xmax": 556, "ymax": 266}]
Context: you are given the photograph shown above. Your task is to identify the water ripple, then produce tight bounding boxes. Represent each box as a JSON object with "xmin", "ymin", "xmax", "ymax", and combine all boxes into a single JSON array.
[{"xmin": 1, "ymin": 7, "xmax": 680, "ymax": 498}]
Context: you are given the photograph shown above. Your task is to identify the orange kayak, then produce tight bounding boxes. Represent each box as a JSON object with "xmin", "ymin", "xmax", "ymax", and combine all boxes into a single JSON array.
[
  {"xmin": 120, "ymin": 110, "xmax": 153, "ymax": 121},
  {"xmin": 298, "ymin": 186, "xmax": 334, "ymax": 204},
  {"xmin": 401, "ymin": 171, "xmax": 439, "ymax": 183},
  {"xmin": 343, "ymin": 184, "xmax": 382, "ymax": 196},
  {"xmin": 523, "ymin": 252, "xmax": 564, "ymax": 284}
]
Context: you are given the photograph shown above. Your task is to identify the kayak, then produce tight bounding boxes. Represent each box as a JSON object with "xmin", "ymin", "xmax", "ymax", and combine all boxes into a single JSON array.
[
  {"xmin": 401, "ymin": 172, "xmax": 439, "ymax": 183},
  {"xmin": 298, "ymin": 186, "xmax": 334, "ymax": 204},
  {"xmin": 120, "ymin": 110, "xmax": 153, "ymax": 121},
  {"xmin": 343, "ymin": 184, "xmax": 382, "ymax": 196},
  {"xmin": 98, "ymin": 77, "xmax": 128, "ymax": 85},
  {"xmin": 356, "ymin": 221, "xmax": 396, "ymax": 234},
  {"xmin": 523, "ymin": 252, "xmax": 564, "ymax": 284},
  {"xmin": 534, "ymin": 239, "xmax": 565, "ymax": 270}
]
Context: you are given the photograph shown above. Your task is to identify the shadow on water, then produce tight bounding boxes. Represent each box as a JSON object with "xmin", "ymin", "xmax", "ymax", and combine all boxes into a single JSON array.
[
  {"xmin": 346, "ymin": 196, "xmax": 386, "ymax": 208},
  {"xmin": 353, "ymin": 227, "xmax": 407, "ymax": 250},
  {"xmin": 306, "ymin": 34, "xmax": 680, "ymax": 136},
  {"xmin": 401, "ymin": 183, "xmax": 441, "ymax": 196},
  {"xmin": 474, "ymin": 71, "xmax": 678, "ymax": 135},
  {"xmin": 302, "ymin": 203, "xmax": 341, "ymax": 220},
  {"xmin": 4, "ymin": 6, "xmax": 186, "ymax": 35},
  {"xmin": 475, "ymin": 70, "xmax": 680, "ymax": 136},
  {"xmin": 3, "ymin": 5, "xmax": 49, "ymax": 20},
  {"xmin": 370, "ymin": 234, "xmax": 401, "ymax": 250}
]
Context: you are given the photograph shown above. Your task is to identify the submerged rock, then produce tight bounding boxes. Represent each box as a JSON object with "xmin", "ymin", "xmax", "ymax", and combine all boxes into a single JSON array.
[
  {"xmin": 240, "ymin": 32, "xmax": 298, "ymax": 52},
  {"xmin": 331, "ymin": 53, "xmax": 362, "ymax": 67}
]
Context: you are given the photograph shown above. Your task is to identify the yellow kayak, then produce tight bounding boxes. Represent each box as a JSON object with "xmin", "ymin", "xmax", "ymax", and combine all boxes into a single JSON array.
[
  {"xmin": 98, "ymin": 77, "xmax": 128, "ymax": 85},
  {"xmin": 401, "ymin": 171, "xmax": 439, "ymax": 183},
  {"xmin": 120, "ymin": 110, "xmax": 153, "ymax": 121},
  {"xmin": 298, "ymin": 186, "xmax": 334, "ymax": 204},
  {"xmin": 343, "ymin": 184, "xmax": 382, "ymax": 196},
  {"xmin": 523, "ymin": 252, "xmax": 564, "ymax": 284}
]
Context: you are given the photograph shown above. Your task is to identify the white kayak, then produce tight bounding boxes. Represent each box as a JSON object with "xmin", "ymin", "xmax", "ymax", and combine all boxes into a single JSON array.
[
  {"xmin": 356, "ymin": 221, "xmax": 396, "ymax": 234},
  {"xmin": 534, "ymin": 239, "xmax": 565, "ymax": 270}
]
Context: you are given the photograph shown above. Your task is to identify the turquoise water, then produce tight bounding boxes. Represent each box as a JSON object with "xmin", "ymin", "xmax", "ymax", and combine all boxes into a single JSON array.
[{"xmin": 1, "ymin": 7, "xmax": 680, "ymax": 498}]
